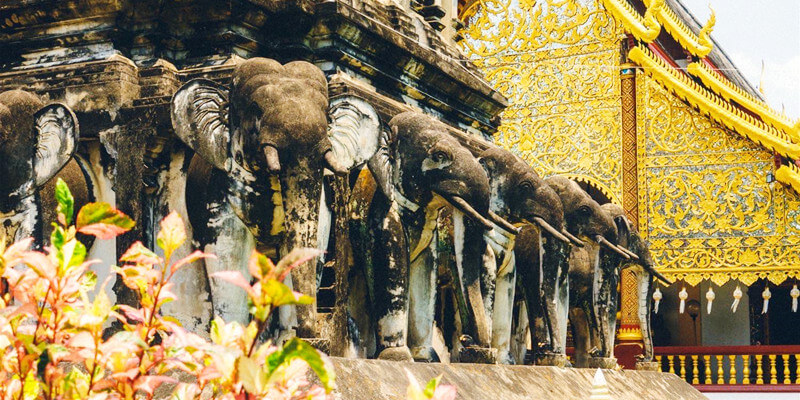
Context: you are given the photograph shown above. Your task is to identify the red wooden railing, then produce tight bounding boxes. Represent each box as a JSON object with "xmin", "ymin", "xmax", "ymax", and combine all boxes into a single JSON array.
[{"xmin": 654, "ymin": 345, "xmax": 800, "ymax": 392}]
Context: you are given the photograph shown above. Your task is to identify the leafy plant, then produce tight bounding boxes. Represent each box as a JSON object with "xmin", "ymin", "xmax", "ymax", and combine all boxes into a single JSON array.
[
  {"xmin": 405, "ymin": 371, "xmax": 456, "ymax": 400},
  {"xmin": 0, "ymin": 179, "xmax": 333, "ymax": 400}
]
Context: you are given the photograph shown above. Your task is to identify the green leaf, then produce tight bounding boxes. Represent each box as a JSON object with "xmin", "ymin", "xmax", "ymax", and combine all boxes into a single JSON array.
[
  {"xmin": 80, "ymin": 270, "xmax": 98, "ymax": 292},
  {"xmin": 423, "ymin": 375, "xmax": 443, "ymax": 398},
  {"xmin": 55, "ymin": 178, "xmax": 74, "ymax": 226},
  {"xmin": 266, "ymin": 337, "xmax": 334, "ymax": 392},
  {"xmin": 262, "ymin": 280, "xmax": 313, "ymax": 308},
  {"xmin": 156, "ymin": 211, "xmax": 186, "ymax": 259},
  {"xmin": 76, "ymin": 202, "xmax": 135, "ymax": 240},
  {"xmin": 61, "ymin": 238, "xmax": 87, "ymax": 272},
  {"xmin": 22, "ymin": 371, "xmax": 41, "ymax": 400},
  {"xmin": 119, "ymin": 241, "xmax": 161, "ymax": 265},
  {"xmin": 237, "ymin": 356, "xmax": 266, "ymax": 395}
]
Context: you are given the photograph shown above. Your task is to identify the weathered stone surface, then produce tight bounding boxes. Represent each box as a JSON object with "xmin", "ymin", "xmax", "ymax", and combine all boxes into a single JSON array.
[{"xmin": 326, "ymin": 358, "xmax": 706, "ymax": 400}]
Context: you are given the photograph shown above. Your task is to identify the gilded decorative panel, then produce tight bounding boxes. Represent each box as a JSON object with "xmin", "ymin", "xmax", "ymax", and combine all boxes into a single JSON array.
[
  {"xmin": 638, "ymin": 75, "xmax": 800, "ymax": 286},
  {"xmin": 461, "ymin": 0, "xmax": 624, "ymax": 203}
]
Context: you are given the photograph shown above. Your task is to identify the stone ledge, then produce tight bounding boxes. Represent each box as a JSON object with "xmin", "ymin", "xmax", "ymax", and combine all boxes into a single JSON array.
[{"xmin": 325, "ymin": 358, "xmax": 705, "ymax": 400}]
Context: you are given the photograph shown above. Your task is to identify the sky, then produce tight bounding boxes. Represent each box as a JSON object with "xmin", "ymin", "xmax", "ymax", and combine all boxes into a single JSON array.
[{"xmin": 680, "ymin": 0, "xmax": 800, "ymax": 118}]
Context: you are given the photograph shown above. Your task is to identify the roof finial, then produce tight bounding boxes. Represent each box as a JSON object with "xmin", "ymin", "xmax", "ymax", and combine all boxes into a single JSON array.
[{"xmin": 697, "ymin": 5, "xmax": 716, "ymax": 54}]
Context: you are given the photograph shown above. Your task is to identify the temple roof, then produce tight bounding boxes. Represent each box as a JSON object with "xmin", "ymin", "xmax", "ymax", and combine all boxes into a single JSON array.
[{"xmin": 603, "ymin": 0, "xmax": 800, "ymax": 192}]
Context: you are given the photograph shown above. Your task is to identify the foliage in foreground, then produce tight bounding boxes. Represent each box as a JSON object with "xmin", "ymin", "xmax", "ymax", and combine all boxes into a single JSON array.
[{"xmin": 0, "ymin": 179, "xmax": 456, "ymax": 400}]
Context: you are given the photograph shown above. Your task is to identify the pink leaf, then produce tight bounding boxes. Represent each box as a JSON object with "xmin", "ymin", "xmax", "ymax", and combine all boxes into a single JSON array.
[
  {"xmin": 116, "ymin": 304, "xmax": 145, "ymax": 323},
  {"xmin": 18, "ymin": 251, "xmax": 57, "ymax": 279},
  {"xmin": 78, "ymin": 223, "xmax": 131, "ymax": 240},
  {"xmin": 68, "ymin": 331, "xmax": 96, "ymax": 349},
  {"xmin": 136, "ymin": 375, "xmax": 178, "ymax": 396},
  {"xmin": 247, "ymin": 250, "xmax": 274, "ymax": 280},
  {"xmin": 432, "ymin": 385, "xmax": 457, "ymax": 400},
  {"xmin": 76, "ymin": 202, "xmax": 135, "ymax": 239},
  {"xmin": 2, "ymin": 238, "xmax": 33, "ymax": 262},
  {"xmin": 275, "ymin": 248, "xmax": 323, "ymax": 281},
  {"xmin": 210, "ymin": 271, "xmax": 255, "ymax": 297},
  {"xmin": 171, "ymin": 250, "xmax": 215, "ymax": 275}
]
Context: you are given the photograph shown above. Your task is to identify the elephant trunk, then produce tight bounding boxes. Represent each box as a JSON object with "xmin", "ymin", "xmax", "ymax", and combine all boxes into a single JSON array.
[
  {"xmin": 446, "ymin": 195, "xmax": 495, "ymax": 231},
  {"xmin": 595, "ymin": 235, "xmax": 631, "ymax": 260},
  {"xmin": 280, "ymin": 160, "xmax": 324, "ymax": 339},
  {"xmin": 531, "ymin": 216, "xmax": 569, "ymax": 243}
]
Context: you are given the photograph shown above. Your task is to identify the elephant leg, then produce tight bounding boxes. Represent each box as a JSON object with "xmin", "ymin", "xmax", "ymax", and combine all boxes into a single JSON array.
[
  {"xmin": 316, "ymin": 183, "xmax": 332, "ymax": 289},
  {"xmin": 481, "ymin": 244, "xmax": 497, "ymax": 332},
  {"xmin": 204, "ymin": 202, "xmax": 255, "ymax": 324},
  {"xmin": 281, "ymin": 162, "xmax": 324, "ymax": 339},
  {"xmin": 0, "ymin": 195, "xmax": 38, "ymax": 246},
  {"xmin": 638, "ymin": 269, "xmax": 655, "ymax": 362},
  {"xmin": 491, "ymin": 251, "xmax": 516, "ymax": 364},
  {"xmin": 569, "ymin": 306, "xmax": 591, "ymax": 368},
  {"xmin": 510, "ymin": 297, "xmax": 529, "ymax": 365},
  {"xmin": 373, "ymin": 204, "xmax": 412, "ymax": 361},
  {"xmin": 453, "ymin": 210, "xmax": 491, "ymax": 347},
  {"xmin": 407, "ymin": 235, "xmax": 439, "ymax": 362}
]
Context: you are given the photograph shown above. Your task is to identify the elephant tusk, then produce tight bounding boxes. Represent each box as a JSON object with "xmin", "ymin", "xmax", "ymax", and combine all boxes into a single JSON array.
[
  {"xmin": 617, "ymin": 245, "xmax": 640, "ymax": 261},
  {"xmin": 532, "ymin": 217, "xmax": 570, "ymax": 243},
  {"xmin": 263, "ymin": 145, "xmax": 281, "ymax": 173},
  {"xmin": 594, "ymin": 235, "xmax": 630, "ymax": 260},
  {"xmin": 448, "ymin": 196, "xmax": 495, "ymax": 231},
  {"xmin": 560, "ymin": 228, "xmax": 585, "ymax": 247},
  {"xmin": 488, "ymin": 210, "xmax": 520, "ymax": 235},
  {"xmin": 645, "ymin": 264, "xmax": 672, "ymax": 284},
  {"xmin": 323, "ymin": 150, "xmax": 348, "ymax": 176}
]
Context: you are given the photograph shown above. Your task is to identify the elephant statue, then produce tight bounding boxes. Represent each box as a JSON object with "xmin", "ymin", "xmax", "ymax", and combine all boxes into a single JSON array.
[
  {"xmin": 596, "ymin": 203, "xmax": 670, "ymax": 368},
  {"xmin": 472, "ymin": 147, "xmax": 577, "ymax": 364},
  {"xmin": 0, "ymin": 90, "xmax": 80, "ymax": 247},
  {"xmin": 351, "ymin": 111, "xmax": 516, "ymax": 362},
  {"xmin": 515, "ymin": 176, "xmax": 631, "ymax": 366},
  {"xmin": 172, "ymin": 58, "xmax": 381, "ymax": 338}
]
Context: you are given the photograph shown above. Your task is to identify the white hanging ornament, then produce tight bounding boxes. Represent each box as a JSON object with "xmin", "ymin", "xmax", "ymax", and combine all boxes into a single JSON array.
[
  {"xmin": 731, "ymin": 285, "xmax": 743, "ymax": 313},
  {"xmin": 791, "ymin": 284, "xmax": 800, "ymax": 312},
  {"xmin": 762, "ymin": 286, "xmax": 771, "ymax": 314},
  {"xmin": 705, "ymin": 286, "xmax": 715, "ymax": 314},
  {"xmin": 679, "ymin": 287, "xmax": 688, "ymax": 314},
  {"xmin": 653, "ymin": 287, "xmax": 663, "ymax": 314}
]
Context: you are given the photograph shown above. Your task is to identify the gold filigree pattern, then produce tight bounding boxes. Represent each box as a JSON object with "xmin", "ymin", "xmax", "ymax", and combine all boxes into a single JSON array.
[
  {"xmin": 460, "ymin": 0, "xmax": 619, "ymax": 58},
  {"xmin": 461, "ymin": 0, "xmax": 623, "ymax": 204},
  {"xmin": 638, "ymin": 75, "xmax": 800, "ymax": 286},
  {"xmin": 461, "ymin": 0, "xmax": 800, "ymax": 286}
]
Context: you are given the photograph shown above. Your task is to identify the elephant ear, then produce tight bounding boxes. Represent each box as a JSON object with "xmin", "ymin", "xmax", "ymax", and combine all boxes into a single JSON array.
[
  {"xmin": 171, "ymin": 79, "xmax": 233, "ymax": 172},
  {"xmin": 34, "ymin": 103, "xmax": 78, "ymax": 187},
  {"xmin": 327, "ymin": 96, "xmax": 381, "ymax": 171}
]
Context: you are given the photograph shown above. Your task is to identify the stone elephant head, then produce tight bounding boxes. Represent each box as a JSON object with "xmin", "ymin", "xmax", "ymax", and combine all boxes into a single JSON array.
[
  {"xmin": 514, "ymin": 176, "xmax": 631, "ymax": 365},
  {"xmin": 598, "ymin": 203, "xmax": 670, "ymax": 366},
  {"xmin": 172, "ymin": 58, "xmax": 381, "ymax": 338},
  {"xmin": 362, "ymin": 111, "xmax": 515, "ymax": 362},
  {"xmin": 473, "ymin": 147, "xmax": 578, "ymax": 364},
  {"xmin": 0, "ymin": 90, "xmax": 79, "ymax": 245}
]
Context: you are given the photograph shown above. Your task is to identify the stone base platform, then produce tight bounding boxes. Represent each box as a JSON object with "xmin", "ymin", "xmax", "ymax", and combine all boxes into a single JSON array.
[{"xmin": 326, "ymin": 358, "xmax": 705, "ymax": 400}]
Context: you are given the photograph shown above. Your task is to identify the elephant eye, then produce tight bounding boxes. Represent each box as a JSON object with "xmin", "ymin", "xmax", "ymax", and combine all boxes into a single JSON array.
[
  {"xmin": 520, "ymin": 181, "xmax": 533, "ymax": 191},
  {"xmin": 433, "ymin": 151, "xmax": 448, "ymax": 162},
  {"xmin": 578, "ymin": 205, "xmax": 592, "ymax": 215}
]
